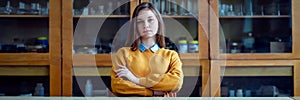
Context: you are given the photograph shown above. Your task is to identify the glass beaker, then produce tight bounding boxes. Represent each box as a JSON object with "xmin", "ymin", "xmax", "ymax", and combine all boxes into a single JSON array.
[{"xmin": 243, "ymin": 0, "xmax": 253, "ymax": 16}]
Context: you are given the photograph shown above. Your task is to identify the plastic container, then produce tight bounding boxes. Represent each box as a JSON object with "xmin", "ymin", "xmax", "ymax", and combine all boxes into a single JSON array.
[
  {"xmin": 188, "ymin": 40, "xmax": 198, "ymax": 53},
  {"xmin": 37, "ymin": 37, "xmax": 48, "ymax": 46},
  {"xmin": 37, "ymin": 37, "xmax": 48, "ymax": 52}
]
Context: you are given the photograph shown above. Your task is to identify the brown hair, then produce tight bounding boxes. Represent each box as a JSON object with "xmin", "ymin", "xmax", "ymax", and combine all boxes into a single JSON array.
[{"xmin": 126, "ymin": 2, "xmax": 165, "ymax": 51}]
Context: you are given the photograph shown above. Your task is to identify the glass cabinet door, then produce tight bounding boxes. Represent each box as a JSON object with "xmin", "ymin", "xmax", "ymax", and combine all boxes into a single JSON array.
[
  {"xmin": 219, "ymin": 0, "xmax": 291, "ymax": 54},
  {"xmin": 0, "ymin": 65, "xmax": 50, "ymax": 96},
  {"xmin": 210, "ymin": 60, "xmax": 299, "ymax": 97},
  {"xmin": 63, "ymin": 0, "xmax": 210, "ymax": 96},
  {"xmin": 62, "ymin": 0, "xmax": 134, "ymax": 96},
  {"xmin": 0, "ymin": 0, "xmax": 50, "ymax": 53},
  {"xmin": 210, "ymin": 0, "xmax": 299, "ymax": 59},
  {"xmin": 149, "ymin": 0, "xmax": 209, "ymax": 60},
  {"xmin": 72, "ymin": 0, "xmax": 131, "ymax": 54},
  {"xmin": 72, "ymin": 66, "xmax": 112, "ymax": 97},
  {"xmin": 0, "ymin": 0, "xmax": 61, "ymax": 96},
  {"xmin": 220, "ymin": 66, "xmax": 293, "ymax": 97},
  {"xmin": 150, "ymin": 0, "xmax": 200, "ymax": 54},
  {"xmin": 147, "ymin": 0, "xmax": 209, "ymax": 97}
]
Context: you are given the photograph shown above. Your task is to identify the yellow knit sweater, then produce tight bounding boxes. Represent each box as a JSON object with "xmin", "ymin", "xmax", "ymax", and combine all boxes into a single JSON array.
[{"xmin": 111, "ymin": 47, "xmax": 183, "ymax": 96}]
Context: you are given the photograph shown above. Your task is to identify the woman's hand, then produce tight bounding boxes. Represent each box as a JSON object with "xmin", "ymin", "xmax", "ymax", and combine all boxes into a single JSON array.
[{"xmin": 115, "ymin": 64, "xmax": 140, "ymax": 84}]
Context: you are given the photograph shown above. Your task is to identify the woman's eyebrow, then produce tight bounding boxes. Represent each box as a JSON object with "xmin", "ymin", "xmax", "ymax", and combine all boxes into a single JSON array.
[
  {"xmin": 137, "ymin": 15, "xmax": 154, "ymax": 21},
  {"xmin": 148, "ymin": 16, "xmax": 154, "ymax": 19},
  {"xmin": 137, "ymin": 16, "xmax": 145, "ymax": 21}
]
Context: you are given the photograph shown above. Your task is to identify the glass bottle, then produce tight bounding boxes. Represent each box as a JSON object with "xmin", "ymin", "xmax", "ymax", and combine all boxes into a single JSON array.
[
  {"xmin": 243, "ymin": 0, "xmax": 253, "ymax": 16},
  {"xmin": 236, "ymin": 89, "xmax": 243, "ymax": 97},
  {"xmin": 97, "ymin": 5, "xmax": 105, "ymax": 15},
  {"xmin": 34, "ymin": 83, "xmax": 44, "ymax": 96},
  {"xmin": 242, "ymin": 32, "xmax": 255, "ymax": 53},
  {"xmin": 115, "ymin": 1, "xmax": 121, "ymax": 15},
  {"xmin": 227, "ymin": 4, "xmax": 235, "ymax": 16},
  {"xmin": 170, "ymin": 0, "xmax": 177, "ymax": 15},
  {"xmin": 5, "ymin": 0, "xmax": 12, "ymax": 14},
  {"xmin": 186, "ymin": 0, "xmax": 192, "ymax": 15},
  {"xmin": 106, "ymin": 2, "xmax": 113, "ymax": 14},
  {"xmin": 180, "ymin": 0, "xmax": 185, "ymax": 15},
  {"xmin": 229, "ymin": 90, "xmax": 235, "ymax": 97},
  {"xmin": 245, "ymin": 90, "xmax": 252, "ymax": 97},
  {"xmin": 160, "ymin": 0, "xmax": 165, "ymax": 14},
  {"xmin": 219, "ymin": 4, "xmax": 226, "ymax": 16},
  {"xmin": 85, "ymin": 79, "xmax": 93, "ymax": 96}
]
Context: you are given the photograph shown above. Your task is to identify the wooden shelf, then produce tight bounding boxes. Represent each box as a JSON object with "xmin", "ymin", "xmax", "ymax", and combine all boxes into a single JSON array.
[
  {"xmin": 0, "ymin": 15, "xmax": 49, "ymax": 18},
  {"xmin": 222, "ymin": 66, "xmax": 292, "ymax": 76},
  {"xmin": 215, "ymin": 53, "xmax": 295, "ymax": 60},
  {"xmin": 73, "ymin": 54, "xmax": 111, "ymax": 66},
  {"xmin": 0, "ymin": 53, "xmax": 49, "ymax": 65},
  {"xmin": 72, "ymin": 65, "xmax": 201, "ymax": 76},
  {"xmin": 72, "ymin": 53, "xmax": 201, "ymax": 67},
  {"xmin": 162, "ymin": 15, "xmax": 197, "ymax": 18},
  {"xmin": 219, "ymin": 15, "xmax": 290, "ymax": 18},
  {"xmin": 0, "ymin": 66, "xmax": 49, "ymax": 76},
  {"xmin": 69, "ymin": 12, "xmax": 195, "ymax": 18},
  {"xmin": 73, "ymin": 15, "xmax": 130, "ymax": 18}
]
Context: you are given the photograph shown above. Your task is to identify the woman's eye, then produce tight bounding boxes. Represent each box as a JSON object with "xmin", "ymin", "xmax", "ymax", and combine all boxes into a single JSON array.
[
  {"xmin": 137, "ymin": 21, "xmax": 143, "ymax": 24},
  {"xmin": 148, "ymin": 19, "xmax": 154, "ymax": 23}
]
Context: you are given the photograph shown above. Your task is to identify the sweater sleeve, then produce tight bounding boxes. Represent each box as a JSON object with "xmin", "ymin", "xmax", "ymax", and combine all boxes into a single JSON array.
[
  {"xmin": 139, "ymin": 51, "xmax": 184, "ymax": 92},
  {"xmin": 111, "ymin": 48, "xmax": 153, "ymax": 96}
]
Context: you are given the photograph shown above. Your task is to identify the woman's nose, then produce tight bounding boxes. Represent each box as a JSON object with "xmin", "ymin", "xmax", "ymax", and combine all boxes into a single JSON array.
[{"xmin": 144, "ymin": 21, "xmax": 149, "ymax": 28}]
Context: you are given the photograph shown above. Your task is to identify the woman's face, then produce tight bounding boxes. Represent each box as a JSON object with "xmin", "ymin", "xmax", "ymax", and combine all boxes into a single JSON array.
[{"xmin": 136, "ymin": 8, "xmax": 159, "ymax": 39}]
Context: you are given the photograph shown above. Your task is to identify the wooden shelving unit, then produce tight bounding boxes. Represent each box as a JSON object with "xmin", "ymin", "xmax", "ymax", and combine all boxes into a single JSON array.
[
  {"xmin": 1, "ymin": 0, "xmax": 298, "ymax": 97},
  {"xmin": 0, "ymin": 0, "xmax": 62, "ymax": 96}
]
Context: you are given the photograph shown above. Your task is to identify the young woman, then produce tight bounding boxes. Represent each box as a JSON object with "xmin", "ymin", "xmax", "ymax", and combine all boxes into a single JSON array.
[{"xmin": 111, "ymin": 2, "xmax": 183, "ymax": 97}]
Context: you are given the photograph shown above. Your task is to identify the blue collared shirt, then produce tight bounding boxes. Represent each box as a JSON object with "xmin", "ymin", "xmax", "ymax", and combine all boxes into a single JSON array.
[{"xmin": 139, "ymin": 43, "xmax": 160, "ymax": 53}]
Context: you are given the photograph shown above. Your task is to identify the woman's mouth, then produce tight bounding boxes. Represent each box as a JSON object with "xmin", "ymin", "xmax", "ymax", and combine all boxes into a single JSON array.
[{"xmin": 143, "ymin": 30, "xmax": 152, "ymax": 33}]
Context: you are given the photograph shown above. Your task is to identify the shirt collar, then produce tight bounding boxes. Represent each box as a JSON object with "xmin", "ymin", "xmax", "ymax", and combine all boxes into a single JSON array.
[{"xmin": 139, "ymin": 43, "xmax": 160, "ymax": 53}]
